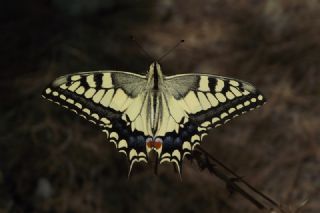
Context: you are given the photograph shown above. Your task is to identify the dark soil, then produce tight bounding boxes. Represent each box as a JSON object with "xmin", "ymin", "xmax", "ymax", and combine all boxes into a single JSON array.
[{"xmin": 0, "ymin": 0, "xmax": 319, "ymax": 212}]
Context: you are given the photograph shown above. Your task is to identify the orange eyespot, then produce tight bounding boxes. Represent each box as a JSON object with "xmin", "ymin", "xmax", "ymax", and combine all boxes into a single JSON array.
[{"xmin": 146, "ymin": 138, "xmax": 162, "ymax": 150}]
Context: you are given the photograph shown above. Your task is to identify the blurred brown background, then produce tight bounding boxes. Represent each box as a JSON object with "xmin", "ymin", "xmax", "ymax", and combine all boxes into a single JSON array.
[{"xmin": 0, "ymin": 0, "xmax": 319, "ymax": 212}]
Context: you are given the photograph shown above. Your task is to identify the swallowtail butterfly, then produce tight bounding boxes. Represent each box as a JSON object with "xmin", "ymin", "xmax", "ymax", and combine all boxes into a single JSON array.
[{"xmin": 42, "ymin": 62, "xmax": 266, "ymax": 175}]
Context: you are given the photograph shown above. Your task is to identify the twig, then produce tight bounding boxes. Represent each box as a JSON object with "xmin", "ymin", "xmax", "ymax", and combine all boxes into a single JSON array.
[{"xmin": 191, "ymin": 146, "xmax": 282, "ymax": 211}]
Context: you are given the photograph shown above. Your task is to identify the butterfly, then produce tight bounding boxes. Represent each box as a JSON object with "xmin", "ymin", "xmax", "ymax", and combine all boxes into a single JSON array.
[{"xmin": 42, "ymin": 62, "xmax": 266, "ymax": 176}]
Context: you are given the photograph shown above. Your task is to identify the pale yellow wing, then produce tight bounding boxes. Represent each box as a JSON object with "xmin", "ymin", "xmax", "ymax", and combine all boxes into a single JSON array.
[
  {"xmin": 156, "ymin": 74, "xmax": 266, "ymax": 173},
  {"xmin": 42, "ymin": 71, "xmax": 151, "ymax": 173}
]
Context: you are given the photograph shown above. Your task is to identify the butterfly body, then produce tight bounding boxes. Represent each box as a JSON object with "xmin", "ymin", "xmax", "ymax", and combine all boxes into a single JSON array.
[{"xmin": 42, "ymin": 62, "xmax": 266, "ymax": 175}]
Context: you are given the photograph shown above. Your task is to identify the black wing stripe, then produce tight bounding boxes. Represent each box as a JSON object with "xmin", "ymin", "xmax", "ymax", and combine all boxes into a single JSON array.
[
  {"xmin": 42, "ymin": 85, "xmax": 148, "ymax": 165},
  {"xmin": 94, "ymin": 73, "xmax": 103, "ymax": 88},
  {"xmin": 80, "ymin": 77, "xmax": 90, "ymax": 89},
  {"xmin": 190, "ymin": 91, "xmax": 265, "ymax": 125},
  {"xmin": 208, "ymin": 77, "xmax": 217, "ymax": 90}
]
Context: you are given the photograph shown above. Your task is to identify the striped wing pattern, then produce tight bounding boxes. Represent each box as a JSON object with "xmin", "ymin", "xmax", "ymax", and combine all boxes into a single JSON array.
[
  {"xmin": 157, "ymin": 74, "xmax": 266, "ymax": 172},
  {"xmin": 42, "ymin": 71, "xmax": 151, "ymax": 173},
  {"xmin": 42, "ymin": 68, "xmax": 266, "ymax": 176}
]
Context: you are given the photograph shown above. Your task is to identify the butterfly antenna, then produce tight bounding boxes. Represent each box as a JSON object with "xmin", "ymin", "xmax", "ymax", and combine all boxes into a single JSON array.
[
  {"xmin": 157, "ymin": 39, "xmax": 185, "ymax": 62},
  {"xmin": 130, "ymin": 35, "xmax": 154, "ymax": 61}
]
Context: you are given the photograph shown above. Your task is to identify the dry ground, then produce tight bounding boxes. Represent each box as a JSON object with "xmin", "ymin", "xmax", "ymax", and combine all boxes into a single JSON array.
[{"xmin": 0, "ymin": 0, "xmax": 319, "ymax": 212}]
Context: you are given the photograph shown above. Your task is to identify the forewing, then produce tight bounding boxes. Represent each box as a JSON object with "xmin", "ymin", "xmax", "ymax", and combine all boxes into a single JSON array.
[
  {"xmin": 159, "ymin": 74, "xmax": 266, "ymax": 171},
  {"xmin": 42, "ymin": 71, "xmax": 149, "ymax": 172}
]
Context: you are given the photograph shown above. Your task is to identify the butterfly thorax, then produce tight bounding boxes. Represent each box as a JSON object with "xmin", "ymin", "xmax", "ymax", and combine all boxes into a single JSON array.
[{"xmin": 146, "ymin": 62, "xmax": 164, "ymax": 90}]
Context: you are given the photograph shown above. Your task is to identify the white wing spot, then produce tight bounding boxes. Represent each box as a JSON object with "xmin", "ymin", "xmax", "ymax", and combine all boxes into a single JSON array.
[
  {"xmin": 197, "ymin": 92, "xmax": 211, "ymax": 110},
  {"xmin": 100, "ymin": 89, "xmax": 114, "ymax": 107},
  {"xmin": 172, "ymin": 150, "xmax": 181, "ymax": 160},
  {"xmin": 129, "ymin": 149, "xmax": 137, "ymax": 160},
  {"xmin": 109, "ymin": 89, "xmax": 128, "ymax": 110},
  {"xmin": 102, "ymin": 73, "xmax": 113, "ymax": 88},
  {"xmin": 215, "ymin": 79, "xmax": 225, "ymax": 92},
  {"xmin": 83, "ymin": 108, "xmax": 90, "ymax": 115},
  {"xmin": 201, "ymin": 133, "xmax": 208, "ymax": 140},
  {"xmin": 230, "ymin": 86, "xmax": 242, "ymax": 97},
  {"xmin": 84, "ymin": 88, "xmax": 96, "ymax": 99},
  {"xmin": 66, "ymin": 99, "xmax": 74, "ymax": 104},
  {"xmin": 228, "ymin": 108, "xmax": 236, "ymax": 114},
  {"xmin": 139, "ymin": 152, "xmax": 147, "ymax": 157},
  {"xmin": 59, "ymin": 94, "xmax": 66, "ymax": 100},
  {"xmin": 92, "ymin": 89, "xmax": 105, "ymax": 103},
  {"xmin": 197, "ymin": 127, "xmax": 206, "ymax": 132},
  {"xmin": 220, "ymin": 112, "xmax": 228, "ymax": 119},
  {"xmin": 110, "ymin": 132, "xmax": 119, "ymax": 140},
  {"xmin": 75, "ymin": 86, "xmax": 85, "ymax": 95},
  {"xmin": 160, "ymin": 158, "xmax": 170, "ymax": 164},
  {"xmin": 206, "ymin": 93, "xmax": 219, "ymax": 107},
  {"xmin": 92, "ymin": 113, "xmax": 99, "ymax": 120},
  {"xmin": 229, "ymin": 80, "xmax": 240, "ymax": 87},
  {"xmin": 101, "ymin": 117, "xmax": 110, "ymax": 125},
  {"xmin": 243, "ymin": 90, "xmax": 250, "ymax": 95},
  {"xmin": 86, "ymin": 75, "xmax": 96, "ymax": 87},
  {"xmin": 226, "ymin": 91, "xmax": 235, "ymax": 100},
  {"xmin": 119, "ymin": 150, "xmax": 127, "ymax": 156},
  {"xmin": 199, "ymin": 76, "xmax": 210, "ymax": 92},
  {"xmin": 184, "ymin": 91, "xmax": 202, "ymax": 113},
  {"xmin": 192, "ymin": 142, "xmax": 200, "ymax": 150},
  {"xmin": 71, "ymin": 75, "xmax": 81, "ymax": 81},
  {"xmin": 68, "ymin": 81, "xmax": 80, "ymax": 92},
  {"xmin": 45, "ymin": 88, "xmax": 52, "ymax": 94},
  {"xmin": 75, "ymin": 103, "xmax": 82, "ymax": 109},
  {"xmin": 118, "ymin": 140, "xmax": 128, "ymax": 148},
  {"xmin": 102, "ymin": 129, "xmax": 109, "ymax": 137},
  {"xmin": 162, "ymin": 153, "xmax": 170, "ymax": 158},
  {"xmin": 182, "ymin": 142, "xmax": 191, "ymax": 150},
  {"xmin": 236, "ymin": 104, "xmax": 243, "ymax": 109},
  {"xmin": 201, "ymin": 121, "xmax": 211, "ymax": 127},
  {"xmin": 212, "ymin": 117, "xmax": 220, "ymax": 124},
  {"xmin": 191, "ymin": 135, "xmax": 200, "ymax": 143},
  {"xmin": 59, "ymin": 84, "xmax": 68, "ymax": 89},
  {"xmin": 89, "ymin": 120, "xmax": 96, "ymax": 124},
  {"xmin": 216, "ymin": 93, "xmax": 226, "ymax": 102}
]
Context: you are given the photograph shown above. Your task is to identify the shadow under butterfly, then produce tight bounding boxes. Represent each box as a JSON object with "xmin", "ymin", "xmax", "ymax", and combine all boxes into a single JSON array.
[{"xmin": 42, "ymin": 41, "xmax": 266, "ymax": 177}]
